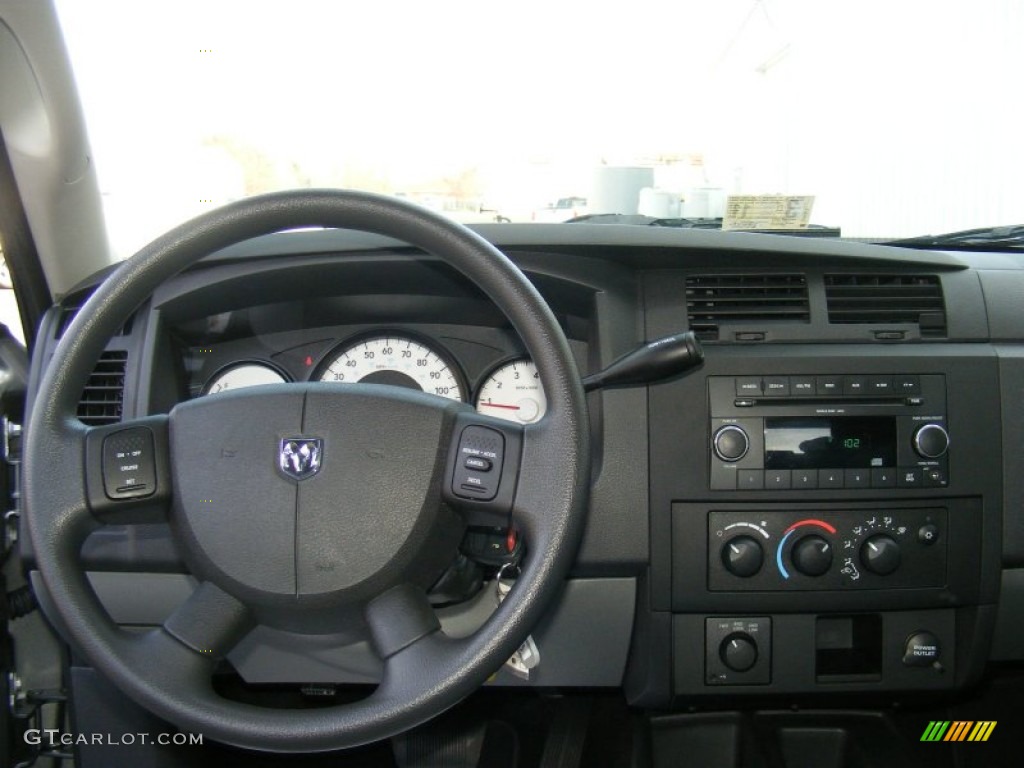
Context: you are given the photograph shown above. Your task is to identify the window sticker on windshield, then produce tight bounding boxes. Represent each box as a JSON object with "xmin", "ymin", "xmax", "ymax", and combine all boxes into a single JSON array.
[{"xmin": 723, "ymin": 195, "xmax": 815, "ymax": 230}]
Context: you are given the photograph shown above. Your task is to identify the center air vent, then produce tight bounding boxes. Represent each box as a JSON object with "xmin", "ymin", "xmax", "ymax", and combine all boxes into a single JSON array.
[
  {"xmin": 685, "ymin": 274, "xmax": 809, "ymax": 341},
  {"xmin": 77, "ymin": 351, "xmax": 128, "ymax": 426},
  {"xmin": 824, "ymin": 274, "xmax": 946, "ymax": 337}
]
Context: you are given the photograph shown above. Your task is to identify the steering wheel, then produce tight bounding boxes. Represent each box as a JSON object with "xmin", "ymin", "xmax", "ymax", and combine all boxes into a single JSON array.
[{"xmin": 23, "ymin": 190, "xmax": 589, "ymax": 752}]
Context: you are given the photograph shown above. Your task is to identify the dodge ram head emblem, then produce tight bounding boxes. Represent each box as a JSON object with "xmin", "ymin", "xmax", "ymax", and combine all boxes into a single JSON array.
[{"xmin": 279, "ymin": 438, "xmax": 323, "ymax": 480}]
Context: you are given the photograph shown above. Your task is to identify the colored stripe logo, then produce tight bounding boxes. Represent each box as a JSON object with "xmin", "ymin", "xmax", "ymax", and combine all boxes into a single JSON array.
[{"xmin": 920, "ymin": 721, "xmax": 996, "ymax": 742}]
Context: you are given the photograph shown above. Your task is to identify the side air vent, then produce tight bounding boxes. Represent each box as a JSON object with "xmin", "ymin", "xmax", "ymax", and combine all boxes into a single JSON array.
[
  {"xmin": 77, "ymin": 351, "xmax": 128, "ymax": 426},
  {"xmin": 685, "ymin": 274, "xmax": 810, "ymax": 341},
  {"xmin": 825, "ymin": 274, "xmax": 946, "ymax": 337}
]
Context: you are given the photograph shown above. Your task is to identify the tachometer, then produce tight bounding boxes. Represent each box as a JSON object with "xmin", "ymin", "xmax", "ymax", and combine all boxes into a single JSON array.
[
  {"xmin": 203, "ymin": 362, "xmax": 288, "ymax": 395},
  {"xmin": 475, "ymin": 358, "xmax": 546, "ymax": 423},
  {"xmin": 317, "ymin": 334, "xmax": 465, "ymax": 402}
]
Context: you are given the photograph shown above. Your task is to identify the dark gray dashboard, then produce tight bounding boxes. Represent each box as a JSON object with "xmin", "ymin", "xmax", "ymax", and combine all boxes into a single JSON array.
[{"xmin": 24, "ymin": 223, "xmax": 1024, "ymax": 700}]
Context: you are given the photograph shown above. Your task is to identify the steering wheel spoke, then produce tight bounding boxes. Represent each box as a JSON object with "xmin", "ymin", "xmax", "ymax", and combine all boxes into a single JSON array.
[
  {"xmin": 365, "ymin": 582, "xmax": 443, "ymax": 660},
  {"xmin": 82, "ymin": 415, "xmax": 171, "ymax": 524},
  {"xmin": 162, "ymin": 581, "xmax": 256, "ymax": 660}
]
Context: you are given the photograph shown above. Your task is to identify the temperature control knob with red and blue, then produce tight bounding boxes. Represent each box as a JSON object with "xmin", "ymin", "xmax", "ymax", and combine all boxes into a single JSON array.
[{"xmin": 776, "ymin": 519, "xmax": 837, "ymax": 579}]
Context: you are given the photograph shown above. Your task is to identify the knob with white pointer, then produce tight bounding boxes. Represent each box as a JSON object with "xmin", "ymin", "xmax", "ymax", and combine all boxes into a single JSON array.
[
  {"xmin": 791, "ymin": 535, "xmax": 832, "ymax": 576},
  {"xmin": 720, "ymin": 633, "xmax": 758, "ymax": 672},
  {"xmin": 913, "ymin": 423, "xmax": 949, "ymax": 459},
  {"xmin": 721, "ymin": 535, "xmax": 763, "ymax": 577},
  {"xmin": 860, "ymin": 534, "xmax": 901, "ymax": 575}
]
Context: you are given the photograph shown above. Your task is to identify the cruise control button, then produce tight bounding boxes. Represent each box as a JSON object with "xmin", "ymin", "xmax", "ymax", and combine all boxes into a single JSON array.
[{"xmin": 464, "ymin": 456, "xmax": 492, "ymax": 472}]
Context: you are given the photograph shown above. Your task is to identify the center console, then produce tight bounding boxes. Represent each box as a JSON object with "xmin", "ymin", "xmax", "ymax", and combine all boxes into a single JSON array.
[{"xmin": 632, "ymin": 337, "xmax": 1002, "ymax": 708}]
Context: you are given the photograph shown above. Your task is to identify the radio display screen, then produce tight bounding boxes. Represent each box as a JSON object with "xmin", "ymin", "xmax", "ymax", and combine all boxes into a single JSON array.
[{"xmin": 764, "ymin": 417, "xmax": 896, "ymax": 469}]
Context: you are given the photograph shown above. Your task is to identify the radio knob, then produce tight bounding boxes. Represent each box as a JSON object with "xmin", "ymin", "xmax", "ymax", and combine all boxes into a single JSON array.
[
  {"xmin": 791, "ymin": 535, "xmax": 833, "ymax": 576},
  {"xmin": 713, "ymin": 425, "xmax": 750, "ymax": 462},
  {"xmin": 913, "ymin": 423, "xmax": 949, "ymax": 459},
  {"xmin": 721, "ymin": 535, "xmax": 764, "ymax": 577},
  {"xmin": 720, "ymin": 632, "xmax": 758, "ymax": 672},
  {"xmin": 860, "ymin": 534, "xmax": 901, "ymax": 575}
]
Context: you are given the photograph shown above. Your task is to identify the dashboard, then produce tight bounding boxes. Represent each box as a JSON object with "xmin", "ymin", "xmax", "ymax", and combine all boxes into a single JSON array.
[{"xmin": 23, "ymin": 223, "xmax": 1024, "ymax": 708}]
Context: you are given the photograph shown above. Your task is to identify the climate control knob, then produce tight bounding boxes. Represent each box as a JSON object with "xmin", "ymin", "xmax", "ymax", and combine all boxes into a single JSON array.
[
  {"xmin": 721, "ymin": 535, "xmax": 764, "ymax": 577},
  {"xmin": 713, "ymin": 425, "xmax": 750, "ymax": 462},
  {"xmin": 913, "ymin": 423, "xmax": 949, "ymax": 459},
  {"xmin": 720, "ymin": 633, "xmax": 758, "ymax": 672},
  {"xmin": 860, "ymin": 534, "xmax": 901, "ymax": 575},
  {"xmin": 791, "ymin": 535, "xmax": 833, "ymax": 576}
]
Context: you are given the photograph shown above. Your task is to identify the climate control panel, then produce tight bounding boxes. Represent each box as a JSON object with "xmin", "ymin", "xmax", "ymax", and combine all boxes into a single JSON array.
[{"xmin": 708, "ymin": 509, "xmax": 946, "ymax": 591}]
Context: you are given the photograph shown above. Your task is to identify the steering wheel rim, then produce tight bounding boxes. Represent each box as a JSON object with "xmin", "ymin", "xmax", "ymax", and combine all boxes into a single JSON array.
[{"xmin": 23, "ymin": 189, "xmax": 589, "ymax": 751}]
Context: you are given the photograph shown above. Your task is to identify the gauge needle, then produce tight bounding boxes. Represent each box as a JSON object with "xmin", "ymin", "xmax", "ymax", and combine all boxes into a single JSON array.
[{"xmin": 480, "ymin": 402, "xmax": 521, "ymax": 410}]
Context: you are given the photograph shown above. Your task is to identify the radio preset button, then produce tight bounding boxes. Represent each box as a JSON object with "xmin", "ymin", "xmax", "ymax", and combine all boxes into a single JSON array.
[
  {"xmin": 844, "ymin": 468, "xmax": 870, "ymax": 488},
  {"xmin": 816, "ymin": 376, "xmax": 842, "ymax": 396},
  {"xmin": 818, "ymin": 469, "xmax": 844, "ymax": 488},
  {"xmin": 895, "ymin": 375, "xmax": 921, "ymax": 394},
  {"xmin": 898, "ymin": 468, "xmax": 923, "ymax": 487},
  {"xmin": 793, "ymin": 469, "xmax": 817, "ymax": 489},
  {"xmin": 735, "ymin": 378, "xmax": 763, "ymax": 396},
  {"xmin": 764, "ymin": 469, "xmax": 791, "ymax": 489},
  {"xmin": 763, "ymin": 377, "xmax": 790, "ymax": 397},
  {"xmin": 844, "ymin": 376, "xmax": 867, "ymax": 395},
  {"xmin": 867, "ymin": 375, "xmax": 893, "ymax": 394},
  {"xmin": 713, "ymin": 426, "xmax": 750, "ymax": 462},
  {"xmin": 871, "ymin": 467, "xmax": 896, "ymax": 488},
  {"xmin": 791, "ymin": 376, "xmax": 815, "ymax": 395},
  {"xmin": 737, "ymin": 470, "xmax": 764, "ymax": 490}
]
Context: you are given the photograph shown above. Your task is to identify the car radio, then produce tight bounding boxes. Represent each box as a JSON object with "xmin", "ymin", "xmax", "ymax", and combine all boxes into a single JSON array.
[{"xmin": 708, "ymin": 374, "xmax": 949, "ymax": 491}]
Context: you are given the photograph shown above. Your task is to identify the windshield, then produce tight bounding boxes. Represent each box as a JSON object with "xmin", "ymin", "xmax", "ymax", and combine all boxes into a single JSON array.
[{"xmin": 55, "ymin": 0, "xmax": 1024, "ymax": 260}]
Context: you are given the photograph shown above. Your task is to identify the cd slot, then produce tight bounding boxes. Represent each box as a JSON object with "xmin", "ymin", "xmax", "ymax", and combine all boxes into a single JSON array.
[{"xmin": 734, "ymin": 396, "xmax": 919, "ymax": 408}]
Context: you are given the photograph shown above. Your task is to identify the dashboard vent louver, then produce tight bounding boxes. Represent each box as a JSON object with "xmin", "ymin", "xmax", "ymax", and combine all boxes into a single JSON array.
[
  {"xmin": 824, "ymin": 274, "xmax": 946, "ymax": 337},
  {"xmin": 685, "ymin": 274, "xmax": 810, "ymax": 341},
  {"xmin": 77, "ymin": 351, "xmax": 128, "ymax": 426}
]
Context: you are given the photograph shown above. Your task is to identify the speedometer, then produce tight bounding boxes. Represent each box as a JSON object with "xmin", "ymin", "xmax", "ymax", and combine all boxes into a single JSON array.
[
  {"xmin": 475, "ymin": 358, "xmax": 546, "ymax": 423},
  {"xmin": 317, "ymin": 334, "xmax": 466, "ymax": 402}
]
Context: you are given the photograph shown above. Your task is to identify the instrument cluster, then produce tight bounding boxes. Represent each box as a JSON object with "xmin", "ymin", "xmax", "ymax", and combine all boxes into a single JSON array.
[{"xmin": 198, "ymin": 331, "xmax": 547, "ymax": 424}]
